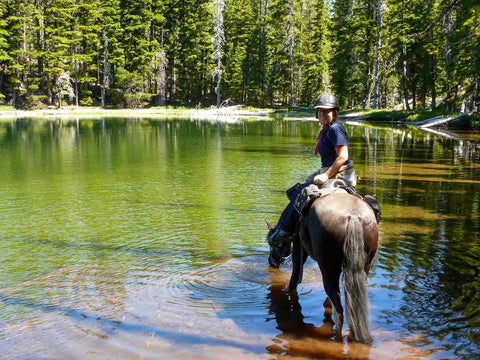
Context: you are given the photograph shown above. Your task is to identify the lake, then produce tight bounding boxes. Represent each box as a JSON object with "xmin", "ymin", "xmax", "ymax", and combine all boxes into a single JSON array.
[{"xmin": 0, "ymin": 116, "xmax": 479, "ymax": 359}]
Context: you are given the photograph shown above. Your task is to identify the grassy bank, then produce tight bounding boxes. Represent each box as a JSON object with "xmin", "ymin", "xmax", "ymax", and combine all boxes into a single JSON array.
[
  {"xmin": 274, "ymin": 107, "xmax": 449, "ymax": 123},
  {"xmin": 0, "ymin": 105, "xmax": 277, "ymax": 120},
  {"xmin": 1, "ymin": 105, "xmax": 478, "ymax": 129},
  {"xmin": 340, "ymin": 108, "xmax": 448, "ymax": 122}
]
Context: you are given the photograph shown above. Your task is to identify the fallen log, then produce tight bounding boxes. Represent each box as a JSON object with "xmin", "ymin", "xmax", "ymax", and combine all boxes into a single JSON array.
[
  {"xmin": 413, "ymin": 113, "xmax": 470, "ymax": 128},
  {"xmin": 417, "ymin": 126, "xmax": 459, "ymax": 139}
]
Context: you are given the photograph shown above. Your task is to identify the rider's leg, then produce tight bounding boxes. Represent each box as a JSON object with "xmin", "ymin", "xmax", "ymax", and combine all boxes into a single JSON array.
[{"xmin": 269, "ymin": 199, "xmax": 300, "ymax": 244}]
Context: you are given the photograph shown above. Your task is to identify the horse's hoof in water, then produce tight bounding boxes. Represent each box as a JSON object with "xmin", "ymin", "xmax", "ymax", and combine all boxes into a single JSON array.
[{"xmin": 323, "ymin": 297, "xmax": 332, "ymax": 308}]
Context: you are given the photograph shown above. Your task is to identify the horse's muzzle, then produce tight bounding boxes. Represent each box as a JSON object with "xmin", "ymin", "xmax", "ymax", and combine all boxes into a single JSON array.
[{"xmin": 268, "ymin": 251, "xmax": 282, "ymax": 268}]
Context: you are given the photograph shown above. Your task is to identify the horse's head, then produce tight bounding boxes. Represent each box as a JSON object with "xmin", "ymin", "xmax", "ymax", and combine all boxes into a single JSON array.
[{"xmin": 265, "ymin": 219, "xmax": 292, "ymax": 268}]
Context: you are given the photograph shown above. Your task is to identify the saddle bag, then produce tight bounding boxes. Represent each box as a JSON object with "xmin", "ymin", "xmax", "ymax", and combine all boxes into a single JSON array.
[
  {"xmin": 294, "ymin": 184, "xmax": 322, "ymax": 214},
  {"xmin": 286, "ymin": 182, "xmax": 303, "ymax": 201},
  {"xmin": 364, "ymin": 195, "xmax": 382, "ymax": 223}
]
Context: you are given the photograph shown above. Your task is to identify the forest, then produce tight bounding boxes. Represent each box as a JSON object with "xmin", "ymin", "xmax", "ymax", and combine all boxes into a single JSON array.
[{"xmin": 0, "ymin": 0, "xmax": 478, "ymax": 111}]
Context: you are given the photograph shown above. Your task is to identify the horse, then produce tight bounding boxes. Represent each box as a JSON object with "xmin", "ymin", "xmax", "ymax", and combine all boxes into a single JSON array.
[{"xmin": 266, "ymin": 190, "xmax": 379, "ymax": 343}]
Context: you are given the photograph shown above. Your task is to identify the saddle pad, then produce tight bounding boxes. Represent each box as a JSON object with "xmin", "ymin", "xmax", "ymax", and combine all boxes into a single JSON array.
[{"xmin": 294, "ymin": 184, "xmax": 347, "ymax": 214}]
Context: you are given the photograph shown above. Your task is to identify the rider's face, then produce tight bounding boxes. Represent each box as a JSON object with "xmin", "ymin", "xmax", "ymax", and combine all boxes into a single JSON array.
[{"xmin": 317, "ymin": 108, "xmax": 335, "ymax": 126}]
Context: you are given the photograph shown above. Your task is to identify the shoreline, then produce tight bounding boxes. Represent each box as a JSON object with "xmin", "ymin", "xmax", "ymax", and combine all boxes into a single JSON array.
[
  {"xmin": 0, "ymin": 106, "xmax": 277, "ymax": 119},
  {"xmin": 0, "ymin": 107, "xmax": 477, "ymax": 131}
]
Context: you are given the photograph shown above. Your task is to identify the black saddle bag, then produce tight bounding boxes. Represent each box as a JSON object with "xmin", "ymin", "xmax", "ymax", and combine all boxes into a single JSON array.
[
  {"xmin": 364, "ymin": 195, "xmax": 382, "ymax": 223},
  {"xmin": 286, "ymin": 182, "xmax": 304, "ymax": 201}
]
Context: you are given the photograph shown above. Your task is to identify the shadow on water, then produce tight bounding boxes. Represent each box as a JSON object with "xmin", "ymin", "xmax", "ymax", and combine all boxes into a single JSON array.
[{"xmin": 0, "ymin": 293, "xmax": 266, "ymax": 355}]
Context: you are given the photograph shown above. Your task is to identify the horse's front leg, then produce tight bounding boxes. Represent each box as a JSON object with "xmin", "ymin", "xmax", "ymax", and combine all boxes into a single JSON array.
[{"xmin": 288, "ymin": 240, "xmax": 308, "ymax": 290}]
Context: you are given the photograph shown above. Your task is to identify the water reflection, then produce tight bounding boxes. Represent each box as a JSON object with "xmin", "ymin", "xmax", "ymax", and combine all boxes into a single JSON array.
[
  {"xmin": 266, "ymin": 284, "xmax": 338, "ymax": 358},
  {"xmin": 0, "ymin": 117, "xmax": 479, "ymax": 359}
]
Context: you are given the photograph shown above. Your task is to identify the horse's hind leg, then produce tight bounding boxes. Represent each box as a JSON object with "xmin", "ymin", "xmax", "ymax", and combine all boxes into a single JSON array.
[{"xmin": 320, "ymin": 264, "xmax": 343, "ymax": 339}]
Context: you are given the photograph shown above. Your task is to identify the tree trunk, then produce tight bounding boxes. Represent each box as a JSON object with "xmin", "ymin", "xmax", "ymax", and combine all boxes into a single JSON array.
[
  {"xmin": 412, "ymin": 78, "xmax": 417, "ymax": 110},
  {"xmin": 216, "ymin": 57, "xmax": 221, "ymax": 108},
  {"xmin": 349, "ymin": 0, "xmax": 355, "ymax": 108},
  {"xmin": 429, "ymin": 29, "xmax": 436, "ymax": 110},
  {"xmin": 373, "ymin": 0, "xmax": 382, "ymax": 109},
  {"xmin": 363, "ymin": 1, "xmax": 373, "ymax": 109},
  {"xmin": 101, "ymin": 32, "xmax": 109, "ymax": 108},
  {"xmin": 444, "ymin": 10, "xmax": 453, "ymax": 113},
  {"xmin": 287, "ymin": 0, "xmax": 295, "ymax": 108},
  {"xmin": 242, "ymin": 55, "xmax": 249, "ymax": 104},
  {"xmin": 213, "ymin": 0, "xmax": 225, "ymax": 107},
  {"xmin": 73, "ymin": 0, "xmax": 78, "ymax": 107},
  {"xmin": 260, "ymin": 0, "xmax": 268, "ymax": 96}
]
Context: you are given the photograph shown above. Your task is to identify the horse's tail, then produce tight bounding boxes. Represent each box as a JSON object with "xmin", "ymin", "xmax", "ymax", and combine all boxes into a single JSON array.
[{"xmin": 342, "ymin": 215, "xmax": 372, "ymax": 343}]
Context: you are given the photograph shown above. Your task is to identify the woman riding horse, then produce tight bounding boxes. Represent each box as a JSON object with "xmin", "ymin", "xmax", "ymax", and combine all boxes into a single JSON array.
[
  {"xmin": 268, "ymin": 93, "xmax": 357, "ymax": 247},
  {"xmin": 267, "ymin": 93, "xmax": 379, "ymax": 343}
]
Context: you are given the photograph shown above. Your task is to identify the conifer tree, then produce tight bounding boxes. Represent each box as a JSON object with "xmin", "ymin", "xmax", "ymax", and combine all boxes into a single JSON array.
[
  {"xmin": 331, "ymin": 0, "xmax": 355, "ymax": 108},
  {"xmin": 299, "ymin": 0, "xmax": 330, "ymax": 106},
  {"xmin": 149, "ymin": 0, "xmax": 168, "ymax": 106},
  {"xmin": 6, "ymin": 0, "xmax": 36, "ymax": 106},
  {"xmin": 212, "ymin": 0, "xmax": 226, "ymax": 107},
  {"xmin": 121, "ymin": 0, "xmax": 153, "ymax": 86},
  {"xmin": 73, "ymin": 0, "xmax": 101, "ymax": 106},
  {"xmin": 43, "ymin": 0, "xmax": 75, "ymax": 106},
  {"xmin": 0, "ymin": 0, "xmax": 10, "ymax": 102},
  {"xmin": 223, "ymin": 0, "xmax": 256, "ymax": 104},
  {"xmin": 100, "ymin": 0, "xmax": 123, "ymax": 107}
]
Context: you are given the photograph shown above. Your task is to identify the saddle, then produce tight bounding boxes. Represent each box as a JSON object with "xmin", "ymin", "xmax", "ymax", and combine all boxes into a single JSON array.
[{"xmin": 288, "ymin": 179, "xmax": 382, "ymax": 223}]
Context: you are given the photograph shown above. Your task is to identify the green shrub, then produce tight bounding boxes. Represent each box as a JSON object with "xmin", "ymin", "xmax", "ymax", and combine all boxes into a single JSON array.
[
  {"xmin": 25, "ymin": 94, "xmax": 48, "ymax": 109},
  {"xmin": 123, "ymin": 93, "xmax": 152, "ymax": 108},
  {"xmin": 109, "ymin": 89, "xmax": 124, "ymax": 107},
  {"xmin": 80, "ymin": 96, "xmax": 93, "ymax": 106}
]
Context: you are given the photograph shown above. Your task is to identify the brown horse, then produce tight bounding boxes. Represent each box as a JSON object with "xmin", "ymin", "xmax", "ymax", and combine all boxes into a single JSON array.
[{"xmin": 267, "ymin": 191, "xmax": 379, "ymax": 343}]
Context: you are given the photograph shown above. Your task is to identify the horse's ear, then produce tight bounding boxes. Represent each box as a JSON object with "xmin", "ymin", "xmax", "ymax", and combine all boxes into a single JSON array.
[{"xmin": 264, "ymin": 219, "xmax": 274, "ymax": 231}]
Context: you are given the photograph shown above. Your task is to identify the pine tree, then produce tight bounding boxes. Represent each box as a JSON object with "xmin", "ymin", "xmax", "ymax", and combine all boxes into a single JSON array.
[
  {"xmin": 331, "ymin": 0, "xmax": 355, "ymax": 108},
  {"xmin": 100, "ymin": 0, "xmax": 123, "ymax": 107},
  {"xmin": 0, "ymin": 0, "xmax": 10, "ymax": 102},
  {"xmin": 121, "ymin": 0, "xmax": 153, "ymax": 86},
  {"xmin": 212, "ymin": 0, "xmax": 226, "ymax": 107},
  {"xmin": 73, "ymin": 0, "xmax": 102, "ymax": 106},
  {"xmin": 43, "ymin": 0, "xmax": 76, "ymax": 106},
  {"xmin": 5, "ymin": 0, "xmax": 36, "ymax": 106},
  {"xmin": 223, "ymin": 0, "xmax": 256, "ymax": 104},
  {"xmin": 149, "ymin": 0, "xmax": 168, "ymax": 106},
  {"xmin": 299, "ymin": 0, "xmax": 330, "ymax": 106}
]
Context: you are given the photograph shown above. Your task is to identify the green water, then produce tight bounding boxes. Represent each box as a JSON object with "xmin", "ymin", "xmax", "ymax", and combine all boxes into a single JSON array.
[{"xmin": 0, "ymin": 117, "xmax": 479, "ymax": 359}]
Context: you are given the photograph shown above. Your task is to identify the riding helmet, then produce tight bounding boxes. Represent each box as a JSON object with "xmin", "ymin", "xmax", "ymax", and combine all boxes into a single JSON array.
[{"xmin": 314, "ymin": 93, "xmax": 339, "ymax": 110}]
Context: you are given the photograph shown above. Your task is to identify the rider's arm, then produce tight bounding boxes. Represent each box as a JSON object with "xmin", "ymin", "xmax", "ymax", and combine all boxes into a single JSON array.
[
  {"xmin": 325, "ymin": 145, "xmax": 348, "ymax": 178},
  {"xmin": 314, "ymin": 145, "xmax": 348, "ymax": 183}
]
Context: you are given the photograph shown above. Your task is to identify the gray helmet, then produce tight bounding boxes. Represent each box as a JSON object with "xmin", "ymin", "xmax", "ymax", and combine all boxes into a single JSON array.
[{"xmin": 314, "ymin": 93, "xmax": 339, "ymax": 109}]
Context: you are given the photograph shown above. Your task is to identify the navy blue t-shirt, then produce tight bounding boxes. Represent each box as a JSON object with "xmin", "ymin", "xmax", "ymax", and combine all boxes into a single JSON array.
[{"xmin": 315, "ymin": 121, "xmax": 349, "ymax": 168}]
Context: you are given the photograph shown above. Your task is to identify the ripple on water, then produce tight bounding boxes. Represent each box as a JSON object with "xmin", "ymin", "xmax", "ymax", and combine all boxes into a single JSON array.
[{"xmin": 154, "ymin": 255, "xmax": 323, "ymax": 314}]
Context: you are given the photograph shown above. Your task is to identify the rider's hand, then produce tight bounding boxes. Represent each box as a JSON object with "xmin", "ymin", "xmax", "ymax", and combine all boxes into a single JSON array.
[{"xmin": 313, "ymin": 173, "xmax": 329, "ymax": 185}]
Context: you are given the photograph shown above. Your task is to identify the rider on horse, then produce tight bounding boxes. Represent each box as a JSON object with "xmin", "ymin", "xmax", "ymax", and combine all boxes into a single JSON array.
[{"xmin": 268, "ymin": 93, "xmax": 357, "ymax": 245}]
